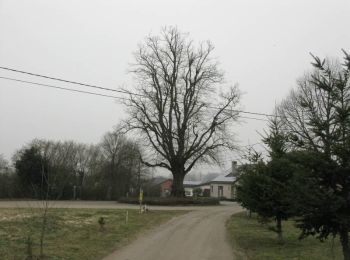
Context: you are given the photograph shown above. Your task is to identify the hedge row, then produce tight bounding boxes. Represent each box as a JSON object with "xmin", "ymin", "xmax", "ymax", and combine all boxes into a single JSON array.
[{"xmin": 118, "ymin": 196, "xmax": 220, "ymax": 206}]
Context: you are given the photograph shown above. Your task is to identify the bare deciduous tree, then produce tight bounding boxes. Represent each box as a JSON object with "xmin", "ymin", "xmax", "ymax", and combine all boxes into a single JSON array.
[
  {"xmin": 278, "ymin": 69, "xmax": 339, "ymax": 156},
  {"xmin": 101, "ymin": 129, "xmax": 141, "ymax": 199},
  {"xmin": 123, "ymin": 27, "xmax": 240, "ymax": 196}
]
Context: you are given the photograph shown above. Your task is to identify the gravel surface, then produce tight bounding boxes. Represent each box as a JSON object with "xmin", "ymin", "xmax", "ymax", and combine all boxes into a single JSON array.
[{"xmin": 103, "ymin": 201, "xmax": 242, "ymax": 260}]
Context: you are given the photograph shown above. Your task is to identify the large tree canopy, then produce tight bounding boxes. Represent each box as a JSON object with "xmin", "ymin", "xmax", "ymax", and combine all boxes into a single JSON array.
[{"xmin": 123, "ymin": 27, "xmax": 240, "ymax": 196}]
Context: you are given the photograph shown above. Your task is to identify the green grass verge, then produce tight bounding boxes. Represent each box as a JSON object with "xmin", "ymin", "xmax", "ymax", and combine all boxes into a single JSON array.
[
  {"xmin": 227, "ymin": 212, "xmax": 343, "ymax": 260},
  {"xmin": 0, "ymin": 207, "xmax": 184, "ymax": 259}
]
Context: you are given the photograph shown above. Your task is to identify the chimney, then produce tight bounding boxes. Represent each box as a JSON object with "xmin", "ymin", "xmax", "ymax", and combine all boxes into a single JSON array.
[{"xmin": 231, "ymin": 161, "xmax": 237, "ymax": 176}]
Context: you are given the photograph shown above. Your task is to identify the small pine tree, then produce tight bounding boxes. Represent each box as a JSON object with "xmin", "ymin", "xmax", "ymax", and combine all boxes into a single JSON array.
[{"xmin": 237, "ymin": 116, "xmax": 294, "ymax": 242}]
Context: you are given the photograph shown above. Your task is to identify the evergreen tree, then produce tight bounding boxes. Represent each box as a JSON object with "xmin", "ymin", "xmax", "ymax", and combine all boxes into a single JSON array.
[
  {"xmin": 237, "ymin": 117, "xmax": 294, "ymax": 241},
  {"xmin": 278, "ymin": 50, "xmax": 350, "ymax": 259},
  {"xmin": 15, "ymin": 146, "xmax": 48, "ymax": 198}
]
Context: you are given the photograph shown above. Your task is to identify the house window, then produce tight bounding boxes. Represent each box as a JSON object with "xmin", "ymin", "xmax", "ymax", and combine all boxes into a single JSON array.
[{"xmin": 211, "ymin": 185, "xmax": 213, "ymax": 192}]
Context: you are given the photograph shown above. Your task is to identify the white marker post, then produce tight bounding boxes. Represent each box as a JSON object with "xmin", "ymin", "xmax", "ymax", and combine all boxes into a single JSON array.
[{"xmin": 139, "ymin": 188, "xmax": 143, "ymax": 214}]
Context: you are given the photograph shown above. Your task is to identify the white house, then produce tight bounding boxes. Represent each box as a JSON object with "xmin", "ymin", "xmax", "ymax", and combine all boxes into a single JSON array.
[
  {"xmin": 209, "ymin": 175, "xmax": 236, "ymax": 199},
  {"xmin": 183, "ymin": 161, "xmax": 239, "ymax": 198},
  {"xmin": 208, "ymin": 161, "xmax": 239, "ymax": 199}
]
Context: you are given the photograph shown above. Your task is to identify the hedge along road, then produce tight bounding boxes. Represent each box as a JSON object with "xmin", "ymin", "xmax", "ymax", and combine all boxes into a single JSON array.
[{"xmin": 0, "ymin": 200, "xmax": 243, "ymax": 260}]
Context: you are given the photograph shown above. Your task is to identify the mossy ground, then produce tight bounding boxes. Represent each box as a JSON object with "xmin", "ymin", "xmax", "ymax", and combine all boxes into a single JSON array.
[{"xmin": 0, "ymin": 207, "xmax": 183, "ymax": 259}]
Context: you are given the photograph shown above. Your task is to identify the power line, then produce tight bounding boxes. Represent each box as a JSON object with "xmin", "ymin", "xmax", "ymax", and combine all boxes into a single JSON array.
[
  {"xmin": 0, "ymin": 76, "xmax": 124, "ymax": 100},
  {"xmin": 0, "ymin": 66, "xmax": 277, "ymax": 118},
  {"xmin": 0, "ymin": 66, "xmax": 141, "ymax": 97},
  {"xmin": 0, "ymin": 76, "xmax": 272, "ymax": 124},
  {"xmin": 238, "ymin": 116, "xmax": 269, "ymax": 122}
]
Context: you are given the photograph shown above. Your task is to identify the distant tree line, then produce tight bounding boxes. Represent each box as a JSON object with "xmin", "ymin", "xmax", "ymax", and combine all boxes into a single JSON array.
[
  {"xmin": 0, "ymin": 129, "xmax": 147, "ymax": 200},
  {"xmin": 237, "ymin": 50, "xmax": 350, "ymax": 260}
]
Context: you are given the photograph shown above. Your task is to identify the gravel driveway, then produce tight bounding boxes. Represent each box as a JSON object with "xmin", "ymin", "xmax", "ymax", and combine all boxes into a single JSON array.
[{"xmin": 103, "ymin": 201, "xmax": 242, "ymax": 260}]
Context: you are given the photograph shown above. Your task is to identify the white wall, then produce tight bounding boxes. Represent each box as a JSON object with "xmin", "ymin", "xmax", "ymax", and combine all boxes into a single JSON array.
[{"xmin": 210, "ymin": 183, "xmax": 233, "ymax": 199}]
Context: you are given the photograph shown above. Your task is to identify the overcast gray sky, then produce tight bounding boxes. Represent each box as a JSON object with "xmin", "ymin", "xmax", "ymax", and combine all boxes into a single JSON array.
[{"xmin": 1, "ymin": 0, "xmax": 350, "ymax": 172}]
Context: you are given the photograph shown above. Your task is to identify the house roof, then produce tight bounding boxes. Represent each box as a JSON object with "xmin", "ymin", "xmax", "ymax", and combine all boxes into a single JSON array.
[
  {"xmin": 183, "ymin": 181, "xmax": 202, "ymax": 187},
  {"xmin": 209, "ymin": 175, "xmax": 236, "ymax": 183},
  {"xmin": 196, "ymin": 182, "xmax": 211, "ymax": 187}
]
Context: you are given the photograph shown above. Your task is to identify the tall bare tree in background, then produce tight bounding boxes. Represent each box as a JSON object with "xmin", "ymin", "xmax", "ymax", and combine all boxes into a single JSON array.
[{"xmin": 124, "ymin": 27, "xmax": 240, "ymax": 196}]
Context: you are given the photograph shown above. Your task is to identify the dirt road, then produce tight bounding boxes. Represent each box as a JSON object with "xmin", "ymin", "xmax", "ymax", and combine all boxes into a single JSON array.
[{"xmin": 104, "ymin": 202, "xmax": 242, "ymax": 260}]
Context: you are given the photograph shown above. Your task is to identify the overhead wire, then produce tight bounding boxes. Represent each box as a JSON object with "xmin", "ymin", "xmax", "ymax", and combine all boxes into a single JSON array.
[
  {"xmin": 0, "ymin": 66, "xmax": 141, "ymax": 96},
  {"xmin": 216, "ymin": 142, "xmax": 267, "ymax": 164},
  {"xmin": 0, "ymin": 75, "xmax": 272, "ymax": 122},
  {"xmin": 0, "ymin": 76, "xmax": 124, "ymax": 100},
  {"xmin": 0, "ymin": 66, "xmax": 277, "ymax": 119}
]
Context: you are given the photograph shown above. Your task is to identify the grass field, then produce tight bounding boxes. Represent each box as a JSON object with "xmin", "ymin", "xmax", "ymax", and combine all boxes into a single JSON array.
[
  {"xmin": 0, "ymin": 207, "xmax": 183, "ymax": 259},
  {"xmin": 227, "ymin": 212, "xmax": 343, "ymax": 260}
]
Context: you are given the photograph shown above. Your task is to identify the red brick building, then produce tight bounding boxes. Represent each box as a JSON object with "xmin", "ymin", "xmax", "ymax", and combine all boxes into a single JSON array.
[
  {"xmin": 144, "ymin": 177, "xmax": 173, "ymax": 197},
  {"xmin": 160, "ymin": 179, "xmax": 172, "ymax": 197}
]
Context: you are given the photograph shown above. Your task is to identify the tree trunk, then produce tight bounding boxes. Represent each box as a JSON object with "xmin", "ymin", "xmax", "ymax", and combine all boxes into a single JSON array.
[
  {"xmin": 340, "ymin": 228, "xmax": 350, "ymax": 260},
  {"xmin": 276, "ymin": 216, "xmax": 283, "ymax": 243},
  {"xmin": 171, "ymin": 172, "xmax": 185, "ymax": 197}
]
